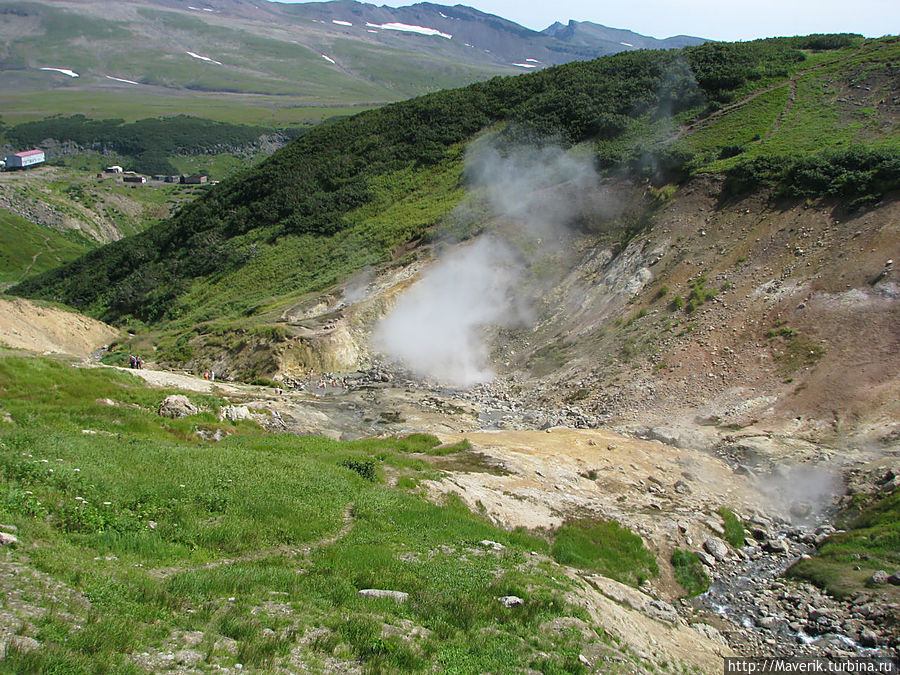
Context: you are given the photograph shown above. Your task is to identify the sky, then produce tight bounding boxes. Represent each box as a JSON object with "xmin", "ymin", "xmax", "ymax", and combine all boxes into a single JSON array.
[{"xmin": 282, "ymin": 0, "xmax": 898, "ymax": 42}]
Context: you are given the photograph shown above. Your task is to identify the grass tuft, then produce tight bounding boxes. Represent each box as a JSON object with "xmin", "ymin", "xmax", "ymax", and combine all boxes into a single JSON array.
[{"xmin": 551, "ymin": 519, "xmax": 659, "ymax": 586}]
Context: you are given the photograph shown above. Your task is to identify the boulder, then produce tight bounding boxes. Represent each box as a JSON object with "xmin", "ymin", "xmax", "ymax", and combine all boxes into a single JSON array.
[
  {"xmin": 674, "ymin": 480, "xmax": 692, "ymax": 495},
  {"xmin": 479, "ymin": 540, "xmax": 506, "ymax": 551},
  {"xmin": 219, "ymin": 405, "xmax": 252, "ymax": 422},
  {"xmin": 790, "ymin": 502, "xmax": 813, "ymax": 519},
  {"xmin": 697, "ymin": 550, "xmax": 717, "ymax": 567},
  {"xmin": 0, "ymin": 636, "xmax": 40, "ymax": 659},
  {"xmin": 859, "ymin": 629, "xmax": 879, "ymax": 648},
  {"xmin": 358, "ymin": 589, "xmax": 408, "ymax": 602},
  {"xmin": 646, "ymin": 599, "xmax": 679, "ymax": 624},
  {"xmin": 158, "ymin": 395, "xmax": 200, "ymax": 418},
  {"xmin": 0, "ymin": 532, "xmax": 18, "ymax": 546},
  {"xmin": 704, "ymin": 536, "xmax": 729, "ymax": 561},
  {"xmin": 869, "ymin": 570, "xmax": 889, "ymax": 585},
  {"xmin": 497, "ymin": 595, "xmax": 523, "ymax": 608},
  {"xmin": 887, "ymin": 572, "xmax": 900, "ymax": 586},
  {"xmin": 764, "ymin": 538, "xmax": 790, "ymax": 554},
  {"xmin": 705, "ymin": 518, "xmax": 725, "ymax": 537}
]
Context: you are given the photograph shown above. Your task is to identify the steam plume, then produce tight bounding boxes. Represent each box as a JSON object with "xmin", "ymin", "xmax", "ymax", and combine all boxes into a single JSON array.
[{"xmin": 372, "ymin": 142, "xmax": 607, "ymax": 387}]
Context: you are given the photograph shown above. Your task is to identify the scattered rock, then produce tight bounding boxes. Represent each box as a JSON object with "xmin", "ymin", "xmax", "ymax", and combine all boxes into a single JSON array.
[
  {"xmin": 644, "ymin": 427, "xmax": 682, "ymax": 447},
  {"xmin": 497, "ymin": 595, "xmax": 523, "ymax": 608},
  {"xmin": 757, "ymin": 616, "xmax": 780, "ymax": 630},
  {"xmin": 358, "ymin": 589, "xmax": 409, "ymax": 602},
  {"xmin": 704, "ymin": 536, "xmax": 729, "ymax": 561},
  {"xmin": 195, "ymin": 427, "xmax": 227, "ymax": 441},
  {"xmin": 692, "ymin": 623, "xmax": 727, "ymax": 645},
  {"xmin": 174, "ymin": 649, "xmax": 204, "ymax": 667},
  {"xmin": 158, "ymin": 395, "xmax": 200, "ymax": 418},
  {"xmin": 674, "ymin": 479, "xmax": 692, "ymax": 495},
  {"xmin": 764, "ymin": 538, "xmax": 790, "ymax": 554},
  {"xmin": 0, "ymin": 524, "xmax": 18, "ymax": 533},
  {"xmin": 479, "ymin": 540, "xmax": 506, "ymax": 551}
]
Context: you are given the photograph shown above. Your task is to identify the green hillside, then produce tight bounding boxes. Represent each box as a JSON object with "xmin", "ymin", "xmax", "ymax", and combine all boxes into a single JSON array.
[
  {"xmin": 0, "ymin": 209, "xmax": 90, "ymax": 289},
  {"xmin": 12, "ymin": 36, "xmax": 900, "ymax": 336},
  {"xmin": 0, "ymin": 352, "xmax": 624, "ymax": 673}
]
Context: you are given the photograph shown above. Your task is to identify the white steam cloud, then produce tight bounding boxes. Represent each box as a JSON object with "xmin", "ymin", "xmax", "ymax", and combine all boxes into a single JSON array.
[
  {"xmin": 372, "ymin": 236, "xmax": 523, "ymax": 386},
  {"xmin": 371, "ymin": 142, "xmax": 609, "ymax": 388}
]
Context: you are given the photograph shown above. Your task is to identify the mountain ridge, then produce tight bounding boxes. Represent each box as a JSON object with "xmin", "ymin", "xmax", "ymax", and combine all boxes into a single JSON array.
[{"xmin": 0, "ymin": 0, "xmax": 706, "ymax": 124}]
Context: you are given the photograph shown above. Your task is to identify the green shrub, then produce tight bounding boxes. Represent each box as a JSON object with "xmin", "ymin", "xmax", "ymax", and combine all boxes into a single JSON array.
[
  {"xmin": 718, "ymin": 508, "xmax": 746, "ymax": 548},
  {"xmin": 671, "ymin": 549, "xmax": 709, "ymax": 596},
  {"xmin": 551, "ymin": 519, "xmax": 659, "ymax": 586},
  {"xmin": 339, "ymin": 458, "xmax": 376, "ymax": 482},
  {"xmin": 723, "ymin": 148, "xmax": 900, "ymax": 203}
]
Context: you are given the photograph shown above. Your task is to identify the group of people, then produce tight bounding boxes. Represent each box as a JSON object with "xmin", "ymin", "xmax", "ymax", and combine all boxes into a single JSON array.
[
  {"xmin": 203, "ymin": 371, "xmax": 216, "ymax": 381},
  {"xmin": 315, "ymin": 373, "xmax": 349, "ymax": 390},
  {"xmin": 128, "ymin": 354, "xmax": 144, "ymax": 369}
]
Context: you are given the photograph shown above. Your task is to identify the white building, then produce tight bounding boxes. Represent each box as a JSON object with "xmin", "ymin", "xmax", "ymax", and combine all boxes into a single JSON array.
[{"xmin": 5, "ymin": 149, "xmax": 45, "ymax": 169}]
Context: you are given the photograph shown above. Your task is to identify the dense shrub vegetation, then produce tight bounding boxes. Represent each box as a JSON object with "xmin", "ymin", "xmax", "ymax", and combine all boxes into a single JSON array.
[{"xmin": 722, "ymin": 149, "xmax": 900, "ymax": 206}]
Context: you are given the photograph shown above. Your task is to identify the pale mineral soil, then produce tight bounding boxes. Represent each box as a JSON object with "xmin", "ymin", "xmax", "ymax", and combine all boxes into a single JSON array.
[{"xmin": 0, "ymin": 296, "xmax": 119, "ymax": 359}]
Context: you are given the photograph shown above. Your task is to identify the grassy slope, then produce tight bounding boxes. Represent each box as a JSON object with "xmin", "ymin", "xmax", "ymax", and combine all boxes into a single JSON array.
[
  {"xmin": 0, "ymin": 89, "xmax": 374, "ymax": 127},
  {"xmin": 677, "ymin": 39, "xmax": 900, "ymax": 173},
  {"xmin": 0, "ymin": 165, "xmax": 198, "ymax": 242},
  {"xmin": 0, "ymin": 209, "xmax": 90, "ymax": 288},
  {"xmin": 0, "ymin": 2, "xmax": 520, "ymax": 125},
  {"xmin": 0, "ymin": 352, "xmax": 650, "ymax": 673}
]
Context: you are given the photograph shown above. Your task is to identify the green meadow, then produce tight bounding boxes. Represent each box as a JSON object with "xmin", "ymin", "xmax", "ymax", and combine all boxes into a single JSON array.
[{"xmin": 0, "ymin": 353, "xmax": 664, "ymax": 673}]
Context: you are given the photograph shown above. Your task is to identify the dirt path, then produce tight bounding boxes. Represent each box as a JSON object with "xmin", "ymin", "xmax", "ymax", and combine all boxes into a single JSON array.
[
  {"xmin": 147, "ymin": 502, "xmax": 356, "ymax": 580},
  {"xmin": 768, "ymin": 77, "xmax": 798, "ymax": 137},
  {"xmin": 14, "ymin": 231, "xmax": 53, "ymax": 286},
  {"xmin": 670, "ymin": 43, "xmax": 867, "ymax": 143}
]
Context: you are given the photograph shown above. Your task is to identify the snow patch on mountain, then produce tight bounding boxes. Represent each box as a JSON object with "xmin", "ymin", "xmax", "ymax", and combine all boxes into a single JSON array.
[
  {"xmin": 40, "ymin": 67, "xmax": 79, "ymax": 77},
  {"xmin": 186, "ymin": 51, "xmax": 223, "ymax": 65},
  {"xmin": 365, "ymin": 22, "xmax": 452, "ymax": 39}
]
